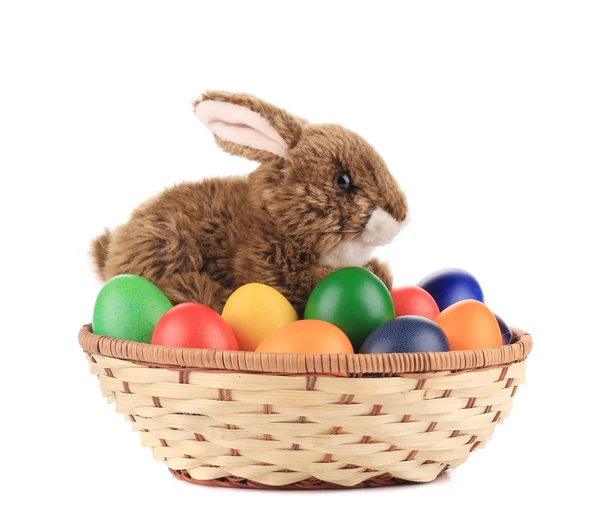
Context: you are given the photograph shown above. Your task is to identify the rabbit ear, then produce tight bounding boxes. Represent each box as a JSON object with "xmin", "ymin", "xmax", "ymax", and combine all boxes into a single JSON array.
[{"xmin": 194, "ymin": 91, "xmax": 304, "ymax": 163}]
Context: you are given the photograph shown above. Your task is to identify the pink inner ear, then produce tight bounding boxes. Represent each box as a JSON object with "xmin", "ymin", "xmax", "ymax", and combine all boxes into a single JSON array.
[{"xmin": 195, "ymin": 100, "xmax": 288, "ymax": 157}]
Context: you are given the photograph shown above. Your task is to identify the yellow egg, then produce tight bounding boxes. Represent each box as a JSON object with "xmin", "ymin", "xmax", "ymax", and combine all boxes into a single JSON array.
[{"xmin": 221, "ymin": 283, "xmax": 298, "ymax": 351}]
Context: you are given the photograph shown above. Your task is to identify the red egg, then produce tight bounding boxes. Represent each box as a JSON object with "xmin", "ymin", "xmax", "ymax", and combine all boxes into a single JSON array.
[
  {"xmin": 391, "ymin": 286, "xmax": 440, "ymax": 321},
  {"xmin": 151, "ymin": 303, "xmax": 239, "ymax": 351}
]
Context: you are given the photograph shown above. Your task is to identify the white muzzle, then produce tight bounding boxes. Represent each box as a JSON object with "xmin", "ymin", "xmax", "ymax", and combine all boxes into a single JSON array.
[{"xmin": 319, "ymin": 207, "xmax": 406, "ymax": 268}]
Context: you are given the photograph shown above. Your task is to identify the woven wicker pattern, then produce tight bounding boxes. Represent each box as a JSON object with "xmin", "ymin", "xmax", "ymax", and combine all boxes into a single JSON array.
[
  {"xmin": 79, "ymin": 324, "xmax": 531, "ymax": 376},
  {"xmin": 85, "ymin": 334, "xmax": 529, "ymax": 487}
]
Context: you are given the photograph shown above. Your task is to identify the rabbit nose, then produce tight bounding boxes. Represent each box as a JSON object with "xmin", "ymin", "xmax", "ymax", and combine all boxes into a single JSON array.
[
  {"xmin": 383, "ymin": 196, "xmax": 408, "ymax": 222},
  {"xmin": 361, "ymin": 208, "xmax": 406, "ymax": 247}
]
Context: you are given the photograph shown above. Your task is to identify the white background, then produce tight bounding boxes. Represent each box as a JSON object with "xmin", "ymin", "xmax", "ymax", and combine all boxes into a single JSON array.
[{"xmin": 1, "ymin": 1, "xmax": 598, "ymax": 521}]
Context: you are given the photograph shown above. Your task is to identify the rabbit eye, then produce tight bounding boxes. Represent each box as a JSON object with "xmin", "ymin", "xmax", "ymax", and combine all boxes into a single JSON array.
[{"xmin": 336, "ymin": 173, "xmax": 352, "ymax": 191}]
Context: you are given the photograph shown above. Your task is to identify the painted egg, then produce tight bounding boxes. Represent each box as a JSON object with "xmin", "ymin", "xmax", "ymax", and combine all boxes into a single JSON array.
[
  {"xmin": 221, "ymin": 283, "xmax": 298, "ymax": 351},
  {"xmin": 494, "ymin": 313, "xmax": 513, "ymax": 345},
  {"xmin": 435, "ymin": 299, "xmax": 502, "ymax": 351},
  {"xmin": 92, "ymin": 274, "xmax": 172, "ymax": 343},
  {"xmin": 151, "ymin": 303, "xmax": 239, "ymax": 350},
  {"xmin": 255, "ymin": 320, "xmax": 354, "ymax": 355},
  {"xmin": 418, "ymin": 268, "xmax": 484, "ymax": 311},
  {"xmin": 391, "ymin": 286, "xmax": 440, "ymax": 320},
  {"xmin": 360, "ymin": 316, "xmax": 449, "ymax": 354},
  {"xmin": 304, "ymin": 267, "xmax": 395, "ymax": 351}
]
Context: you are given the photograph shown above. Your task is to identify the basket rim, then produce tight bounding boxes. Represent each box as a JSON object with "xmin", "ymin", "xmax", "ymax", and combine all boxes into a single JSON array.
[{"xmin": 78, "ymin": 324, "xmax": 532, "ymax": 376}]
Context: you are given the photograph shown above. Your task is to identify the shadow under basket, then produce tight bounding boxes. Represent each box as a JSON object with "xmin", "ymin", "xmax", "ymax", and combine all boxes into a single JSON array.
[{"xmin": 78, "ymin": 324, "xmax": 532, "ymax": 489}]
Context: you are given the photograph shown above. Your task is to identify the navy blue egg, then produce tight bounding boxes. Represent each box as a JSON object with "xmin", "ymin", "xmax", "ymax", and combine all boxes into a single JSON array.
[
  {"xmin": 494, "ymin": 313, "xmax": 512, "ymax": 345},
  {"xmin": 418, "ymin": 268, "xmax": 484, "ymax": 311},
  {"xmin": 360, "ymin": 316, "xmax": 450, "ymax": 354}
]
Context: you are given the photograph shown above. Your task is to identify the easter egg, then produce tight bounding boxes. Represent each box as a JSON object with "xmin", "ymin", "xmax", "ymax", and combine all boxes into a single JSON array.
[
  {"xmin": 222, "ymin": 283, "xmax": 298, "ymax": 351},
  {"xmin": 495, "ymin": 313, "xmax": 513, "ymax": 345},
  {"xmin": 435, "ymin": 299, "xmax": 502, "ymax": 351},
  {"xmin": 151, "ymin": 303, "xmax": 239, "ymax": 350},
  {"xmin": 304, "ymin": 267, "xmax": 395, "ymax": 351},
  {"xmin": 255, "ymin": 320, "xmax": 353, "ymax": 355},
  {"xmin": 418, "ymin": 268, "xmax": 484, "ymax": 311},
  {"xmin": 391, "ymin": 286, "xmax": 440, "ymax": 320},
  {"xmin": 92, "ymin": 274, "xmax": 172, "ymax": 343},
  {"xmin": 360, "ymin": 316, "xmax": 449, "ymax": 354}
]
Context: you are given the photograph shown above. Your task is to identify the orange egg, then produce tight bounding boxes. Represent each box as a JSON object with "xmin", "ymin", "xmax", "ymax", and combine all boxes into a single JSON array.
[
  {"xmin": 255, "ymin": 320, "xmax": 354, "ymax": 355},
  {"xmin": 435, "ymin": 299, "xmax": 502, "ymax": 351}
]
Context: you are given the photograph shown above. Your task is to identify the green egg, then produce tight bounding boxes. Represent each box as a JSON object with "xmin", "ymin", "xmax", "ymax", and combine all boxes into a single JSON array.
[
  {"xmin": 304, "ymin": 267, "xmax": 395, "ymax": 352},
  {"xmin": 92, "ymin": 274, "xmax": 173, "ymax": 343}
]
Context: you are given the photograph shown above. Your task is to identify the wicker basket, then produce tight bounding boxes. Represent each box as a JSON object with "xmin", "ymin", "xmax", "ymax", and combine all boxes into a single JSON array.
[{"xmin": 78, "ymin": 324, "xmax": 532, "ymax": 489}]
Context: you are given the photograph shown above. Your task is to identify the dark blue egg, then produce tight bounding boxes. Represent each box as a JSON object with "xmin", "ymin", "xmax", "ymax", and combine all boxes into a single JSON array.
[
  {"xmin": 494, "ymin": 313, "xmax": 512, "ymax": 345},
  {"xmin": 360, "ymin": 316, "xmax": 449, "ymax": 354},
  {"xmin": 418, "ymin": 268, "xmax": 484, "ymax": 311}
]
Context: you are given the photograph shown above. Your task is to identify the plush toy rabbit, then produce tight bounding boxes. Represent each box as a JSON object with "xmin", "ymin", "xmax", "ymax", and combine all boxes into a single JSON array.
[{"xmin": 92, "ymin": 91, "xmax": 408, "ymax": 314}]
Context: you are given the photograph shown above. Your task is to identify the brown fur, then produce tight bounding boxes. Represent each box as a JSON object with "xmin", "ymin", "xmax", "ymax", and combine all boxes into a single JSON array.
[
  {"xmin": 92, "ymin": 228, "xmax": 112, "ymax": 279},
  {"xmin": 92, "ymin": 91, "xmax": 407, "ymax": 314}
]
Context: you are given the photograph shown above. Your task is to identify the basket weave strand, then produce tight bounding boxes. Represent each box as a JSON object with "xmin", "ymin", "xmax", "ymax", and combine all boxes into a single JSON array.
[
  {"xmin": 79, "ymin": 324, "xmax": 531, "ymax": 376},
  {"xmin": 80, "ymin": 325, "xmax": 532, "ymax": 488}
]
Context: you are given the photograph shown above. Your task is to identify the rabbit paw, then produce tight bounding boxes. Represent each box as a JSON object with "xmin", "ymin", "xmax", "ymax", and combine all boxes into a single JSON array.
[
  {"xmin": 364, "ymin": 258, "xmax": 394, "ymax": 289},
  {"xmin": 157, "ymin": 272, "xmax": 229, "ymax": 313}
]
